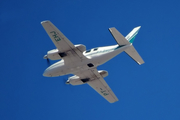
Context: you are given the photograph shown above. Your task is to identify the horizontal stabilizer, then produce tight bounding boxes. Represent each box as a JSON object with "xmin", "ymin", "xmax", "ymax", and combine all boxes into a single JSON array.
[
  {"xmin": 125, "ymin": 45, "xmax": 144, "ymax": 65},
  {"xmin": 109, "ymin": 27, "xmax": 130, "ymax": 46}
]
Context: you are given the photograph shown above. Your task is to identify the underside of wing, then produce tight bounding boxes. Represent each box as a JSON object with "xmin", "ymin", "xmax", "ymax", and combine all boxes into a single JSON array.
[
  {"xmin": 41, "ymin": 20, "xmax": 87, "ymax": 63},
  {"xmin": 75, "ymin": 68, "xmax": 118, "ymax": 103},
  {"xmin": 41, "ymin": 20, "xmax": 74, "ymax": 52},
  {"xmin": 88, "ymin": 77, "xmax": 118, "ymax": 103}
]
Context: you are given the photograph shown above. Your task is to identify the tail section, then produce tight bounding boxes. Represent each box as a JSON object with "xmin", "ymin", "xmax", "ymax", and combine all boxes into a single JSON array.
[
  {"xmin": 124, "ymin": 45, "xmax": 144, "ymax": 65},
  {"xmin": 109, "ymin": 26, "xmax": 144, "ymax": 65}
]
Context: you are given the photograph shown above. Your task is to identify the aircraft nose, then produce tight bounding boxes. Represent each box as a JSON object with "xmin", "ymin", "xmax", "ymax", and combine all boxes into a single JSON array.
[{"xmin": 43, "ymin": 69, "xmax": 52, "ymax": 77}]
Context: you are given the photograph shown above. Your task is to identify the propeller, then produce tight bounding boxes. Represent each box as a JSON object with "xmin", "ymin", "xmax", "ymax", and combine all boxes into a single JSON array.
[
  {"xmin": 46, "ymin": 58, "xmax": 51, "ymax": 66},
  {"xmin": 43, "ymin": 55, "xmax": 51, "ymax": 66},
  {"xmin": 63, "ymin": 75, "xmax": 71, "ymax": 85},
  {"xmin": 62, "ymin": 75, "xmax": 73, "ymax": 91}
]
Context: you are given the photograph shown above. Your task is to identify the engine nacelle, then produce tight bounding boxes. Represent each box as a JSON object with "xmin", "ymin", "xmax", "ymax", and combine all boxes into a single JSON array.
[
  {"xmin": 66, "ymin": 75, "xmax": 85, "ymax": 85},
  {"xmin": 98, "ymin": 70, "xmax": 108, "ymax": 78},
  {"xmin": 66, "ymin": 71, "xmax": 108, "ymax": 85},
  {"xmin": 47, "ymin": 49, "xmax": 61, "ymax": 60},
  {"xmin": 75, "ymin": 44, "xmax": 86, "ymax": 52}
]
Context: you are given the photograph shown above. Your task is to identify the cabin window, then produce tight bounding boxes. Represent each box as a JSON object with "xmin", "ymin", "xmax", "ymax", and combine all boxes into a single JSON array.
[
  {"xmin": 85, "ymin": 50, "xmax": 91, "ymax": 53},
  {"xmin": 93, "ymin": 48, "xmax": 98, "ymax": 51}
]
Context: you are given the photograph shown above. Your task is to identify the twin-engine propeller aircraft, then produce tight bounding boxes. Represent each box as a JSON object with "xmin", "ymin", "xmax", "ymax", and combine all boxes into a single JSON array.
[{"xmin": 42, "ymin": 20, "xmax": 144, "ymax": 103}]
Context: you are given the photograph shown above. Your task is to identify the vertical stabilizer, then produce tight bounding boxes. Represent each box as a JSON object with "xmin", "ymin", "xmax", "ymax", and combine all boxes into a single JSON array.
[{"xmin": 125, "ymin": 26, "xmax": 141, "ymax": 43}]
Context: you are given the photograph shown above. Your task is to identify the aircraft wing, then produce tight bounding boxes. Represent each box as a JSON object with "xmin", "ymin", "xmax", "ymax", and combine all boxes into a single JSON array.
[
  {"xmin": 75, "ymin": 68, "xmax": 119, "ymax": 103},
  {"xmin": 41, "ymin": 20, "xmax": 87, "ymax": 64}
]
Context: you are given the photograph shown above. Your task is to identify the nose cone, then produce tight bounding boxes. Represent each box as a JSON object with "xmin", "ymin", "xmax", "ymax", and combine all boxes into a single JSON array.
[
  {"xmin": 43, "ymin": 68, "xmax": 52, "ymax": 77},
  {"xmin": 43, "ymin": 60, "xmax": 65, "ymax": 77}
]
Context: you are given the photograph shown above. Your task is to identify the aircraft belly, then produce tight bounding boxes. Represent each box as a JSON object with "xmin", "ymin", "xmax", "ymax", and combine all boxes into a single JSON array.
[{"xmin": 46, "ymin": 61, "xmax": 93, "ymax": 77}]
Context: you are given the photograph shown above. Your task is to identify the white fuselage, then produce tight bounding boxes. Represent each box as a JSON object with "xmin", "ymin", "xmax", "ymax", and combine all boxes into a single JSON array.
[{"xmin": 43, "ymin": 44, "xmax": 131, "ymax": 77}]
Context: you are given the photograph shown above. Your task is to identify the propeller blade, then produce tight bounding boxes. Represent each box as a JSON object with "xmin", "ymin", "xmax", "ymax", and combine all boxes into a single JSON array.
[
  {"xmin": 62, "ymin": 75, "xmax": 73, "ymax": 92},
  {"xmin": 43, "ymin": 55, "xmax": 48, "ymax": 59},
  {"xmin": 47, "ymin": 59, "xmax": 51, "ymax": 66},
  {"xmin": 43, "ymin": 55, "xmax": 51, "ymax": 66},
  {"xmin": 62, "ymin": 75, "xmax": 72, "ymax": 85},
  {"xmin": 46, "ymin": 58, "xmax": 51, "ymax": 66}
]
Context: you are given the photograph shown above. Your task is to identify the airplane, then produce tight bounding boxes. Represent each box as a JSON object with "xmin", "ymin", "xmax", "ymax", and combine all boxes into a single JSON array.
[{"xmin": 42, "ymin": 20, "xmax": 144, "ymax": 103}]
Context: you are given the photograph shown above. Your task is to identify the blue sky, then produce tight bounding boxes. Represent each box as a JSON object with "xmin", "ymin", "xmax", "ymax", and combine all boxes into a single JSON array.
[{"xmin": 1, "ymin": 0, "xmax": 180, "ymax": 120}]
